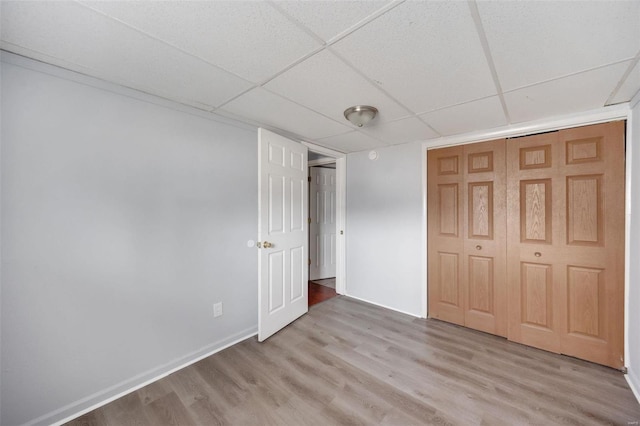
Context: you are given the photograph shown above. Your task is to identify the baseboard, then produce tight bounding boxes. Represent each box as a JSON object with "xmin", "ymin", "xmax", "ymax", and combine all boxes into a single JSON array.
[
  {"xmin": 26, "ymin": 327, "xmax": 257, "ymax": 426},
  {"xmin": 626, "ymin": 368, "xmax": 640, "ymax": 404},
  {"xmin": 344, "ymin": 294, "xmax": 420, "ymax": 318}
]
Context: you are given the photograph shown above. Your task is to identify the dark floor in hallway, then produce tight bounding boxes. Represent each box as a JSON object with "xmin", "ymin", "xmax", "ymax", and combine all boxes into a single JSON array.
[{"xmin": 309, "ymin": 278, "xmax": 337, "ymax": 306}]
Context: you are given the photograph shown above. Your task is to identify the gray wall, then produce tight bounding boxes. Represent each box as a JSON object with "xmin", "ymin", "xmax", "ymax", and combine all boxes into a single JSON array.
[
  {"xmin": 345, "ymin": 142, "xmax": 424, "ymax": 316},
  {"xmin": 628, "ymin": 98, "xmax": 640, "ymax": 396},
  {"xmin": 1, "ymin": 55, "xmax": 258, "ymax": 425}
]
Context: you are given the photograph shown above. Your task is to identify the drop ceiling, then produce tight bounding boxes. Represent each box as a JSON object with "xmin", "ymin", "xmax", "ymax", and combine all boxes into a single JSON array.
[{"xmin": 1, "ymin": 1, "xmax": 639, "ymax": 153}]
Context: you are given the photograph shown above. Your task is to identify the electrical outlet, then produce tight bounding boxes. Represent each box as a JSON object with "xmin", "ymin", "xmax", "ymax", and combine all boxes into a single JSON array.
[{"xmin": 213, "ymin": 302, "xmax": 223, "ymax": 318}]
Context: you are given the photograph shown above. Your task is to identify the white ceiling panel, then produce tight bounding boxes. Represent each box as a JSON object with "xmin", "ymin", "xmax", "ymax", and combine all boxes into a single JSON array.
[
  {"xmin": 505, "ymin": 62, "xmax": 631, "ymax": 124},
  {"xmin": 1, "ymin": 1, "xmax": 252, "ymax": 109},
  {"xmin": 420, "ymin": 96, "xmax": 507, "ymax": 137},
  {"xmin": 2, "ymin": 1, "xmax": 639, "ymax": 153},
  {"xmin": 332, "ymin": 1, "xmax": 496, "ymax": 114},
  {"xmin": 273, "ymin": 1, "xmax": 391, "ymax": 42},
  {"xmin": 219, "ymin": 88, "xmax": 351, "ymax": 140},
  {"xmin": 360, "ymin": 116, "xmax": 439, "ymax": 145},
  {"xmin": 478, "ymin": 1, "xmax": 640, "ymax": 92},
  {"xmin": 81, "ymin": 0, "xmax": 321, "ymax": 83},
  {"xmin": 315, "ymin": 131, "xmax": 382, "ymax": 153},
  {"xmin": 265, "ymin": 49, "xmax": 410, "ymax": 124},
  {"xmin": 608, "ymin": 59, "xmax": 640, "ymax": 105}
]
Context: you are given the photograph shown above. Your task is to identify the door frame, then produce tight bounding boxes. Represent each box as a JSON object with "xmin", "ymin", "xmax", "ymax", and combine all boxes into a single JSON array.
[
  {"xmin": 421, "ymin": 102, "xmax": 633, "ymax": 364},
  {"xmin": 303, "ymin": 142, "xmax": 347, "ymax": 295}
]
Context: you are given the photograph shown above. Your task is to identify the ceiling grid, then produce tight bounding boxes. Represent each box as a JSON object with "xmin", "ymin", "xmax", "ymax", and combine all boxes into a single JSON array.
[{"xmin": 1, "ymin": 0, "xmax": 638, "ymax": 153}]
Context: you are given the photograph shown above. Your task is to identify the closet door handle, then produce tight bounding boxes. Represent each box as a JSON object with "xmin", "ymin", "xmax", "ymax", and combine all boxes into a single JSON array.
[
  {"xmin": 534, "ymin": 252, "xmax": 542, "ymax": 257},
  {"xmin": 475, "ymin": 245, "xmax": 482, "ymax": 250}
]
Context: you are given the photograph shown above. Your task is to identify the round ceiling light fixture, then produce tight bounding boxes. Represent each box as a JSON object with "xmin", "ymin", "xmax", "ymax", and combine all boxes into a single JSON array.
[{"xmin": 343, "ymin": 105, "xmax": 378, "ymax": 127}]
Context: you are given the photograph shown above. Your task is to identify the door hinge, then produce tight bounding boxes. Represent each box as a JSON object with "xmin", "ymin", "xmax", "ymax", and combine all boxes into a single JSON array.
[
  {"xmin": 308, "ymin": 176, "xmax": 312, "ymax": 182},
  {"xmin": 308, "ymin": 217, "xmax": 311, "ymax": 224},
  {"xmin": 308, "ymin": 258, "xmax": 311, "ymax": 266}
]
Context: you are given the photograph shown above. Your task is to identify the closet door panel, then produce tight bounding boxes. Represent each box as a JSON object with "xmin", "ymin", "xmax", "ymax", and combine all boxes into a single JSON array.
[
  {"xmin": 506, "ymin": 121, "xmax": 625, "ymax": 368},
  {"xmin": 463, "ymin": 139, "xmax": 507, "ymax": 337},
  {"xmin": 507, "ymin": 132, "xmax": 565, "ymax": 352},
  {"xmin": 558, "ymin": 121, "xmax": 625, "ymax": 369},
  {"xmin": 428, "ymin": 146, "xmax": 464, "ymax": 325}
]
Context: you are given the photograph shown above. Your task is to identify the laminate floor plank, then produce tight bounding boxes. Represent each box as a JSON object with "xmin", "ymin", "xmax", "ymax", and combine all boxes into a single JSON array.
[
  {"xmin": 97, "ymin": 392, "xmax": 152, "ymax": 426},
  {"xmin": 67, "ymin": 296, "xmax": 640, "ymax": 426},
  {"xmin": 137, "ymin": 379, "xmax": 173, "ymax": 406},
  {"xmin": 167, "ymin": 367, "xmax": 229, "ymax": 425},
  {"xmin": 142, "ymin": 392, "xmax": 196, "ymax": 426}
]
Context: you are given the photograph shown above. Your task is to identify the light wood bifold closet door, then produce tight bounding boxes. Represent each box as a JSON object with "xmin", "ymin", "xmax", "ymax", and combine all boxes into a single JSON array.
[
  {"xmin": 427, "ymin": 121, "xmax": 625, "ymax": 369},
  {"xmin": 427, "ymin": 139, "xmax": 507, "ymax": 337},
  {"xmin": 506, "ymin": 121, "xmax": 625, "ymax": 369}
]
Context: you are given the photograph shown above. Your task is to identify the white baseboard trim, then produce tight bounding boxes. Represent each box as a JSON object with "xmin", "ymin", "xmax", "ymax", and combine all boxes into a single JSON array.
[
  {"xmin": 27, "ymin": 327, "xmax": 257, "ymax": 426},
  {"xmin": 626, "ymin": 368, "xmax": 640, "ymax": 405},
  {"xmin": 344, "ymin": 294, "xmax": 420, "ymax": 318}
]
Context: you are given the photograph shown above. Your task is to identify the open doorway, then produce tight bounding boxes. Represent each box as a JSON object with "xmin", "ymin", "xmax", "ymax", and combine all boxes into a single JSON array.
[{"xmin": 308, "ymin": 151, "xmax": 337, "ymax": 306}]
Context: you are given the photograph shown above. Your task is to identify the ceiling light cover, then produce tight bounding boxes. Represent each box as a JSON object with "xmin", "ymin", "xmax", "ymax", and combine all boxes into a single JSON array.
[{"xmin": 344, "ymin": 105, "xmax": 378, "ymax": 127}]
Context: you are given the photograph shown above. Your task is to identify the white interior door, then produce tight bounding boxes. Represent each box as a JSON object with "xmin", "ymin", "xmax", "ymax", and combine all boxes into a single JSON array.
[
  {"xmin": 309, "ymin": 166, "xmax": 337, "ymax": 280},
  {"xmin": 258, "ymin": 129, "xmax": 308, "ymax": 342}
]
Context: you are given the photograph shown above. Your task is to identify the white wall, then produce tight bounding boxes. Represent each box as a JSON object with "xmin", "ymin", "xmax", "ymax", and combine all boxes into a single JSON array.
[
  {"xmin": 628, "ymin": 96, "xmax": 640, "ymax": 398},
  {"xmin": 345, "ymin": 142, "xmax": 423, "ymax": 316},
  {"xmin": 0, "ymin": 54, "xmax": 258, "ymax": 425}
]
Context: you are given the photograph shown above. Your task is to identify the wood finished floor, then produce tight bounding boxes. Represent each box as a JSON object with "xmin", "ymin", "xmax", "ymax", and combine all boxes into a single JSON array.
[
  {"xmin": 68, "ymin": 296, "xmax": 640, "ymax": 426},
  {"xmin": 308, "ymin": 279, "xmax": 337, "ymax": 306}
]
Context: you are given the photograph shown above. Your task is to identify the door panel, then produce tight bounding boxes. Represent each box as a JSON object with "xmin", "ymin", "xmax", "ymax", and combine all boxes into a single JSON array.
[
  {"xmin": 519, "ymin": 179, "xmax": 552, "ymax": 243},
  {"xmin": 521, "ymin": 261, "xmax": 553, "ymax": 329},
  {"xmin": 268, "ymin": 251, "xmax": 285, "ymax": 312},
  {"xmin": 428, "ymin": 146, "xmax": 464, "ymax": 325},
  {"xmin": 558, "ymin": 122, "xmax": 625, "ymax": 368},
  {"xmin": 506, "ymin": 121, "xmax": 625, "ymax": 368},
  {"xmin": 258, "ymin": 129, "xmax": 308, "ymax": 342},
  {"xmin": 463, "ymin": 139, "xmax": 507, "ymax": 337},
  {"xmin": 468, "ymin": 255, "xmax": 493, "ymax": 313},
  {"xmin": 567, "ymin": 265, "xmax": 603, "ymax": 338},
  {"xmin": 438, "ymin": 184, "xmax": 459, "ymax": 236},
  {"xmin": 507, "ymin": 131, "xmax": 565, "ymax": 352},
  {"xmin": 309, "ymin": 167, "xmax": 336, "ymax": 280},
  {"xmin": 428, "ymin": 140, "xmax": 506, "ymax": 336},
  {"xmin": 290, "ymin": 246, "xmax": 304, "ymax": 301},
  {"xmin": 438, "ymin": 252, "xmax": 460, "ymax": 306},
  {"xmin": 468, "ymin": 182, "xmax": 493, "ymax": 239},
  {"xmin": 566, "ymin": 174, "xmax": 602, "ymax": 245}
]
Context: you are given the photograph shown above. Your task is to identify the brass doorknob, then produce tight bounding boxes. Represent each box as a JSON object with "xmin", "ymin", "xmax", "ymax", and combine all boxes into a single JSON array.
[
  {"xmin": 475, "ymin": 245, "xmax": 482, "ymax": 250},
  {"xmin": 262, "ymin": 241, "xmax": 273, "ymax": 248},
  {"xmin": 534, "ymin": 252, "xmax": 542, "ymax": 257}
]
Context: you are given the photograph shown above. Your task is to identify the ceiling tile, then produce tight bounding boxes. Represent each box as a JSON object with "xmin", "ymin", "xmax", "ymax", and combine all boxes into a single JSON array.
[
  {"xmin": 332, "ymin": 1, "xmax": 496, "ymax": 114},
  {"xmin": 478, "ymin": 1, "xmax": 640, "ymax": 92},
  {"xmin": 265, "ymin": 49, "xmax": 410, "ymax": 124},
  {"xmin": 360, "ymin": 116, "xmax": 439, "ymax": 145},
  {"xmin": 504, "ymin": 62, "xmax": 631, "ymax": 124},
  {"xmin": 1, "ymin": 1, "xmax": 252, "ymax": 109},
  {"xmin": 314, "ymin": 131, "xmax": 383, "ymax": 153},
  {"xmin": 419, "ymin": 96, "xmax": 507, "ymax": 136},
  {"xmin": 608, "ymin": 59, "xmax": 640, "ymax": 105},
  {"xmin": 273, "ymin": 1, "xmax": 391, "ymax": 42},
  {"xmin": 81, "ymin": 0, "xmax": 321, "ymax": 82},
  {"xmin": 219, "ymin": 88, "xmax": 351, "ymax": 140}
]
